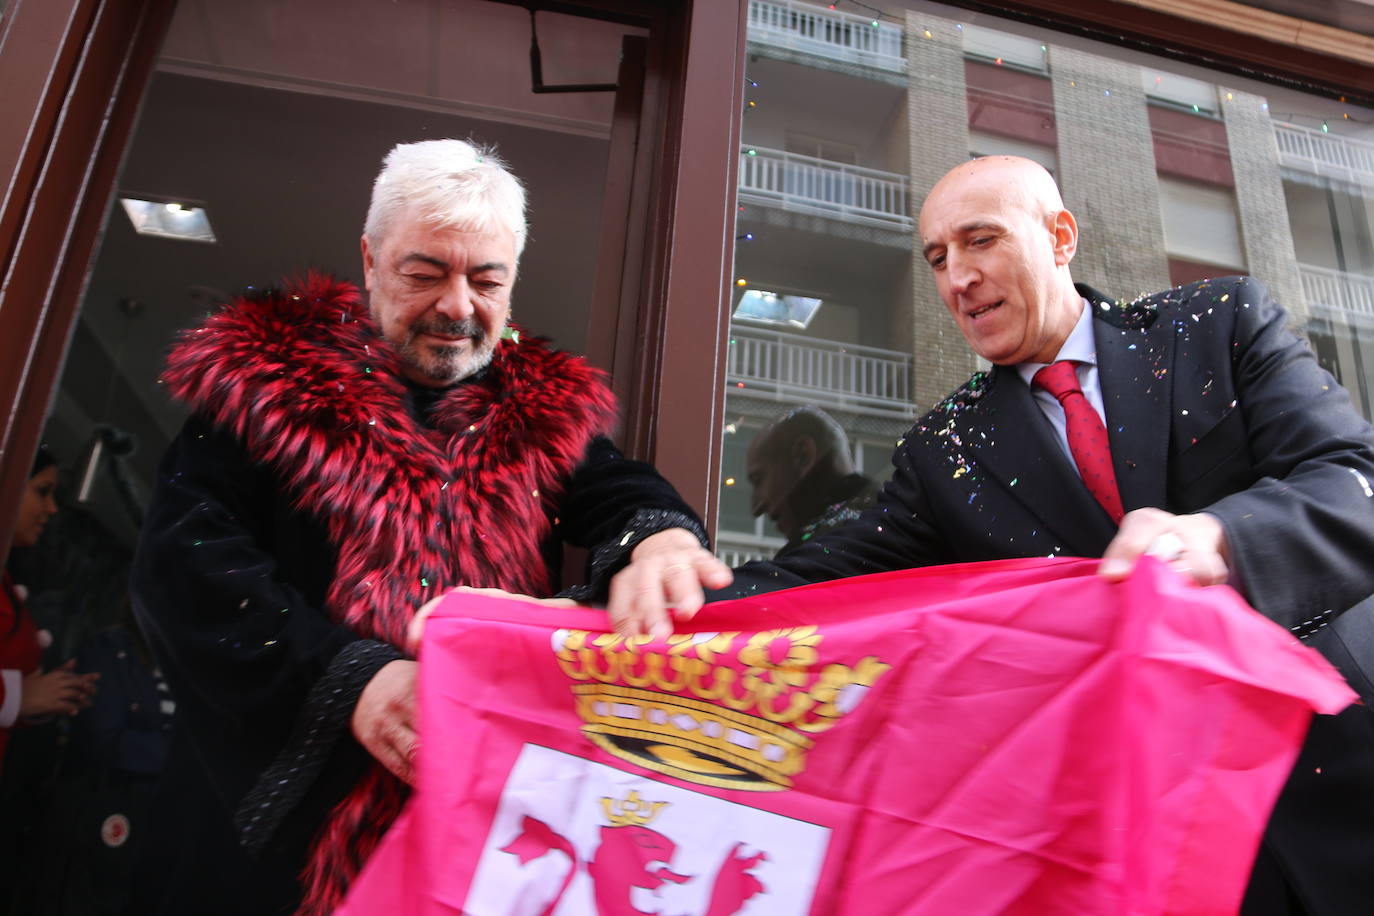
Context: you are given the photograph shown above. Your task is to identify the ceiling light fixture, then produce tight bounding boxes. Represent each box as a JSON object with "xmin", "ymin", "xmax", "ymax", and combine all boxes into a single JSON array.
[
  {"xmin": 120, "ymin": 196, "xmax": 217, "ymax": 243},
  {"xmin": 733, "ymin": 289, "xmax": 823, "ymax": 329}
]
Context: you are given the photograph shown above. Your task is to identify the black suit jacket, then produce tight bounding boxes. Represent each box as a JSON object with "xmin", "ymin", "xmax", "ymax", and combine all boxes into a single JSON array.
[
  {"xmin": 720, "ymin": 276, "xmax": 1374, "ymax": 914},
  {"xmin": 727, "ymin": 276, "xmax": 1374, "ymax": 633}
]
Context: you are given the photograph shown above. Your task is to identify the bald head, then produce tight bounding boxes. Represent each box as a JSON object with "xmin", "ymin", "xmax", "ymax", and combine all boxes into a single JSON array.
[
  {"xmin": 918, "ymin": 155, "xmax": 1083, "ymax": 366},
  {"xmin": 754, "ymin": 407, "xmax": 850, "ymax": 462},
  {"xmin": 746, "ymin": 407, "xmax": 855, "ymax": 541},
  {"xmin": 924, "ymin": 156, "xmax": 1066, "ymax": 230}
]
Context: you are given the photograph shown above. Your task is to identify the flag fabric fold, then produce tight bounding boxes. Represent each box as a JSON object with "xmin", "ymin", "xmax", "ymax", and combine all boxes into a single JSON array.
[{"xmin": 340, "ymin": 556, "xmax": 1354, "ymax": 916}]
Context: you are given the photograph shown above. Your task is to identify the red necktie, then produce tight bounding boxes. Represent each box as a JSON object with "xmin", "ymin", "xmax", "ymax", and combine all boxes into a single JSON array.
[{"xmin": 1032, "ymin": 360, "xmax": 1124, "ymax": 523}]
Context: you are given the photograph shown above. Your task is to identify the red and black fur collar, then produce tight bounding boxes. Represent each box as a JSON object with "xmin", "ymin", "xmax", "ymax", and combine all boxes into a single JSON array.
[{"xmin": 164, "ymin": 274, "xmax": 617, "ymax": 646}]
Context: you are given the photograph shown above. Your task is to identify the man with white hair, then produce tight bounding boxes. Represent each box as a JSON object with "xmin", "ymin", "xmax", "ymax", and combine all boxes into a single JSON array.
[{"xmin": 130, "ymin": 139, "xmax": 726, "ymax": 915}]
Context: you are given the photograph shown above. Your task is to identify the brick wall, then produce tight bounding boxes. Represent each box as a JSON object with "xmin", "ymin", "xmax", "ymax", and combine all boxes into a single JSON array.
[
  {"xmin": 1049, "ymin": 47, "xmax": 1172, "ymax": 302},
  {"xmin": 1222, "ymin": 87, "xmax": 1309, "ymax": 331},
  {"xmin": 905, "ymin": 12, "xmax": 980, "ymax": 407}
]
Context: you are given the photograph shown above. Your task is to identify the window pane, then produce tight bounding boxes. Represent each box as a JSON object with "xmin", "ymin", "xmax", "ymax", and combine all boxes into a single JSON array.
[
  {"xmin": 720, "ymin": 0, "xmax": 1374, "ymax": 561},
  {"xmin": 1159, "ymin": 176, "xmax": 1245, "ymax": 271}
]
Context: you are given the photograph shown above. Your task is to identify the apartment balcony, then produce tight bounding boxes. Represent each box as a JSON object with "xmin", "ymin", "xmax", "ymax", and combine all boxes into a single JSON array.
[
  {"xmin": 714, "ymin": 532, "xmax": 784, "ymax": 567},
  {"xmin": 1301, "ymin": 263, "xmax": 1374, "ymax": 321},
  {"xmin": 726, "ymin": 324, "xmax": 915, "ymax": 420},
  {"xmin": 1274, "ymin": 121, "xmax": 1374, "ymax": 189},
  {"xmin": 747, "ymin": 0, "xmax": 906, "ymax": 73},
  {"xmin": 738, "ymin": 146, "xmax": 913, "ymax": 232}
]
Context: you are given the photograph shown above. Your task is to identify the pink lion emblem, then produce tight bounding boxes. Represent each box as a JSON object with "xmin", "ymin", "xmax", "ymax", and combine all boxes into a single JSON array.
[{"xmin": 501, "ymin": 816, "xmax": 768, "ymax": 915}]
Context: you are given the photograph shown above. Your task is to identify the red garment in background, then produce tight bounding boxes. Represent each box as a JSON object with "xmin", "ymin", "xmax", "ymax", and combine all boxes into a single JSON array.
[
  {"xmin": 0, "ymin": 572, "xmax": 42, "ymax": 770},
  {"xmin": 342, "ymin": 557, "xmax": 1354, "ymax": 916}
]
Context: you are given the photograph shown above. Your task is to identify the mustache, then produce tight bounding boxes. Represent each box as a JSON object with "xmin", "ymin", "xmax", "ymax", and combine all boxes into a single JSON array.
[{"xmin": 411, "ymin": 317, "xmax": 487, "ymax": 341}]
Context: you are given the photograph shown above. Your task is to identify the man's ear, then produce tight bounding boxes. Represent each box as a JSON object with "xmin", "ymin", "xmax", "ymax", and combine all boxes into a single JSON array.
[
  {"xmin": 360, "ymin": 234, "xmax": 375, "ymax": 290},
  {"xmin": 1051, "ymin": 209, "xmax": 1078, "ymax": 266}
]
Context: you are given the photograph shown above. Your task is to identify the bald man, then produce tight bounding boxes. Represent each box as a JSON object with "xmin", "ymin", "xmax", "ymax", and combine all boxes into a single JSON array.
[
  {"xmin": 611, "ymin": 155, "xmax": 1374, "ymax": 914},
  {"xmin": 746, "ymin": 407, "xmax": 881, "ymax": 555}
]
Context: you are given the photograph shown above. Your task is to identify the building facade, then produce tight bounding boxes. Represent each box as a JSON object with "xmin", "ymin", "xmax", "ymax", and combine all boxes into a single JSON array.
[
  {"xmin": 716, "ymin": 0, "xmax": 1374, "ymax": 562},
  {"xmin": 1, "ymin": 0, "xmax": 1371, "ymax": 559}
]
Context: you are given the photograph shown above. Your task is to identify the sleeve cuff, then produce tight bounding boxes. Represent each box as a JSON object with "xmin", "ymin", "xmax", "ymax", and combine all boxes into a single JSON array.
[
  {"xmin": 233, "ymin": 639, "xmax": 403, "ymax": 855},
  {"xmin": 560, "ymin": 508, "xmax": 710, "ymax": 602},
  {"xmin": 0, "ymin": 670, "xmax": 20, "ymax": 727},
  {"xmin": 1290, "ymin": 608, "xmax": 1340, "ymax": 641}
]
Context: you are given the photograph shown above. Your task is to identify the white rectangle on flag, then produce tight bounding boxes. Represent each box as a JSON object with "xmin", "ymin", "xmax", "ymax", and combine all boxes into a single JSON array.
[{"xmin": 463, "ymin": 744, "xmax": 831, "ymax": 916}]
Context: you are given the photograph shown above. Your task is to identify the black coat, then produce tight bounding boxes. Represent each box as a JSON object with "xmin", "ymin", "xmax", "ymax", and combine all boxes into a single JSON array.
[
  {"xmin": 719, "ymin": 276, "xmax": 1374, "ymax": 915},
  {"xmin": 129, "ymin": 418, "xmax": 703, "ymax": 915}
]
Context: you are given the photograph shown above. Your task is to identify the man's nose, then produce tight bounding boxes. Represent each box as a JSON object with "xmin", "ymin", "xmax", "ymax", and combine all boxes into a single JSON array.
[
  {"xmin": 946, "ymin": 252, "xmax": 979, "ymax": 295},
  {"xmin": 434, "ymin": 277, "xmax": 476, "ymax": 320}
]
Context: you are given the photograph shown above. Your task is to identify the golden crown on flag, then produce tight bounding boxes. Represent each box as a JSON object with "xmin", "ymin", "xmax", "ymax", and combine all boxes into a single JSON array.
[
  {"xmin": 600, "ymin": 790, "xmax": 669, "ymax": 827},
  {"xmin": 553, "ymin": 627, "xmax": 890, "ymax": 791}
]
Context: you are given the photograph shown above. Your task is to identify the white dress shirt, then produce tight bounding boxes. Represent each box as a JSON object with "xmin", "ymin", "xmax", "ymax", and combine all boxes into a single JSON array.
[{"xmin": 1016, "ymin": 299, "xmax": 1105, "ymax": 472}]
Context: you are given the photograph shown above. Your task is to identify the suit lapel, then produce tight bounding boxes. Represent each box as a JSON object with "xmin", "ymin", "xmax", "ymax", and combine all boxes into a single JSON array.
[
  {"xmin": 1087, "ymin": 286, "xmax": 1175, "ymax": 512},
  {"xmin": 964, "ymin": 365, "xmax": 1118, "ymax": 553}
]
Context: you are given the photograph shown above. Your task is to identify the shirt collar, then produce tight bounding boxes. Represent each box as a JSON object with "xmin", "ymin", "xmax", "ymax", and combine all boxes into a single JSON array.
[{"xmin": 1016, "ymin": 298, "xmax": 1095, "ymax": 387}]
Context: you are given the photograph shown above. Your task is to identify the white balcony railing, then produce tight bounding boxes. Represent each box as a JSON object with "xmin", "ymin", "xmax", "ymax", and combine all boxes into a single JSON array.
[
  {"xmin": 1301, "ymin": 263, "xmax": 1374, "ymax": 320},
  {"xmin": 738, "ymin": 146, "xmax": 912, "ymax": 231},
  {"xmin": 727, "ymin": 324, "xmax": 914, "ymax": 418},
  {"xmin": 714, "ymin": 533, "xmax": 784, "ymax": 567},
  {"xmin": 747, "ymin": 0, "xmax": 906, "ymax": 72},
  {"xmin": 1274, "ymin": 121, "xmax": 1374, "ymax": 189}
]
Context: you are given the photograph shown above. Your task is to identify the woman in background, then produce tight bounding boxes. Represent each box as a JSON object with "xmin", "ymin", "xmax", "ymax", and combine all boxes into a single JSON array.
[{"xmin": 1, "ymin": 449, "xmax": 98, "ymax": 771}]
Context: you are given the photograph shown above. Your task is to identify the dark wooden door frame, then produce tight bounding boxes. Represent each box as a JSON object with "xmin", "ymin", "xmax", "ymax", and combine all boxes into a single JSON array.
[
  {"xmin": 0, "ymin": 0, "xmax": 177, "ymax": 557},
  {"xmin": 586, "ymin": 1, "xmax": 747, "ymax": 530},
  {"xmin": 644, "ymin": 0, "xmax": 747, "ymax": 528}
]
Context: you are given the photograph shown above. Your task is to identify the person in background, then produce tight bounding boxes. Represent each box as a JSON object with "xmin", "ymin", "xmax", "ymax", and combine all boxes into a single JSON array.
[
  {"xmin": 0, "ymin": 448, "xmax": 99, "ymax": 913},
  {"xmin": 745, "ymin": 406, "xmax": 881, "ymax": 556},
  {"xmin": 1, "ymin": 449, "xmax": 99, "ymax": 768}
]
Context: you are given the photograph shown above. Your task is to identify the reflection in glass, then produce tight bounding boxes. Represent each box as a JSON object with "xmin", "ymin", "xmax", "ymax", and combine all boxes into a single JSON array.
[
  {"xmin": 733, "ymin": 289, "xmax": 823, "ymax": 328},
  {"xmin": 119, "ymin": 198, "xmax": 217, "ymax": 243},
  {"xmin": 716, "ymin": 0, "xmax": 1374, "ymax": 562}
]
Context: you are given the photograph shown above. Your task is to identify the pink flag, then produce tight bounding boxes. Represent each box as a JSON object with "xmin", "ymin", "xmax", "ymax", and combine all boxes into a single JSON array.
[{"xmin": 340, "ymin": 556, "xmax": 1354, "ymax": 916}]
